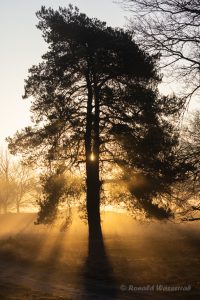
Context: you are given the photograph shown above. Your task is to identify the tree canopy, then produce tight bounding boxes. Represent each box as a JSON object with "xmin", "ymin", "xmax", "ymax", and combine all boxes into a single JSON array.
[
  {"xmin": 121, "ymin": 0, "xmax": 200, "ymax": 99},
  {"xmin": 7, "ymin": 5, "xmax": 191, "ymax": 233}
]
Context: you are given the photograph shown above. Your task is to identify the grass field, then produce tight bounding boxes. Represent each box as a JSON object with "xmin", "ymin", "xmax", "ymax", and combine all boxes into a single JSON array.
[{"xmin": 0, "ymin": 212, "xmax": 199, "ymax": 299}]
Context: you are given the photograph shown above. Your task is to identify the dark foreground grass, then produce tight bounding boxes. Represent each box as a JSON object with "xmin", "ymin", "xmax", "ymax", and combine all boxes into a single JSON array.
[
  {"xmin": 0, "ymin": 213, "xmax": 200, "ymax": 299},
  {"xmin": 0, "ymin": 282, "xmax": 70, "ymax": 300}
]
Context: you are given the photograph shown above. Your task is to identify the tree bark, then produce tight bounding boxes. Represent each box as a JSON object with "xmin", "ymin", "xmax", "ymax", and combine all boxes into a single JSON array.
[
  {"xmin": 85, "ymin": 72, "xmax": 102, "ymax": 240},
  {"xmin": 86, "ymin": 160, "xmax": 102, "ymax": 240}
]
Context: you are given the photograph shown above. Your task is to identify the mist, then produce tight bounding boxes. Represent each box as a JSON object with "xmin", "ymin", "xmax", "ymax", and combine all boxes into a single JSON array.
[{"xmin": 0, "ymin": 212, "xmax": 199, "ymax": 299}]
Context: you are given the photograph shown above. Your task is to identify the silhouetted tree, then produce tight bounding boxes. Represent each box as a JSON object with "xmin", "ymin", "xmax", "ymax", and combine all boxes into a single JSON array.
[
  {"xmin": 35, "ymin": 169, "xmax": 83, "ymax": 231},
  {"xmin": 0, "ymin": 152, "xmax": 38, "ymax": 214},
  {"xmin": 181, "ymin": 111, "xmax": 200, "ymax": 187},
  {"xmin": 121, "ymin": 0, "xmax": 200, "ymax": 99},
  {"xmin": 12, "ymin": 162, "xmax": 36, "ymax": 213},
  {"xmin": 176, "ymin": 111, "xmax": 200, "ymax": 221},
  {"xmin": 111, "ymin": 104, "xmax": 193, "ymax": 219},
  {"xmin": 0, "ymin": 151, "xmax": 15, "ymax": 213},
  {"xmin": 7, "ymin": 5, "xmax": 188, "ymax": 238}
]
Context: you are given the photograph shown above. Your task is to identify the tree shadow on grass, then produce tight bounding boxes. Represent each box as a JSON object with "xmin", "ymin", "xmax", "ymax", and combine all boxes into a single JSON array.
[{"xmin": 82, "ymin": 232, "xmax": 118, "ymax": 299}]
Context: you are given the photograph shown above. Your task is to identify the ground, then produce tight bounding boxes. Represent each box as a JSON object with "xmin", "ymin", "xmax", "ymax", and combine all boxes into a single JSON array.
[{"xmin": 0, "ymin": 212, "xmax": 199, "ymax": 299}]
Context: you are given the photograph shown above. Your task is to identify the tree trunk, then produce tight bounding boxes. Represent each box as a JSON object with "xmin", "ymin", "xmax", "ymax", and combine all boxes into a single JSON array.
[
  {"xmin": 85, "ymin": 72, "xmax": 102, "ymax": 240},
  {"xmin": 86, "ymin": 160, "xmax": 102, "ymax": 240}
]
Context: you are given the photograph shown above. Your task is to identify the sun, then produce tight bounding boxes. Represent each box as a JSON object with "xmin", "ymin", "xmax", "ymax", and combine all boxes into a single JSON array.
[{"xmin": 90, "ymin": 152, "xmax": 95, "ymax": 161}]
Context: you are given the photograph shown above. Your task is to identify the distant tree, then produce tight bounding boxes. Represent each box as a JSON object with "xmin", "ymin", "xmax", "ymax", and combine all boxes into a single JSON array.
[
  {"xmin": 176, "ymin": 111, "xmax": 200, "ymax": 221},
  {"xmin": 0, "ymin": 151, "xmax": 15, "ymax": 213},
  {"xmin": 181, "ymin": 111, "xmax": 200, "ymax": 185},
  {"xmin": 121, "ymin": 0, "xmax": 200, "ymax": 99},
  {"xmin": 12, "ymin": 162, "xmax": 36, "ymax": 213},
  {"xmin": 0, "ymin": 151, "xmax": 38, "ymax": 214},
  {"xmin": 7, "ymin": 6, "xmax": 188, "ymax": 238}
]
